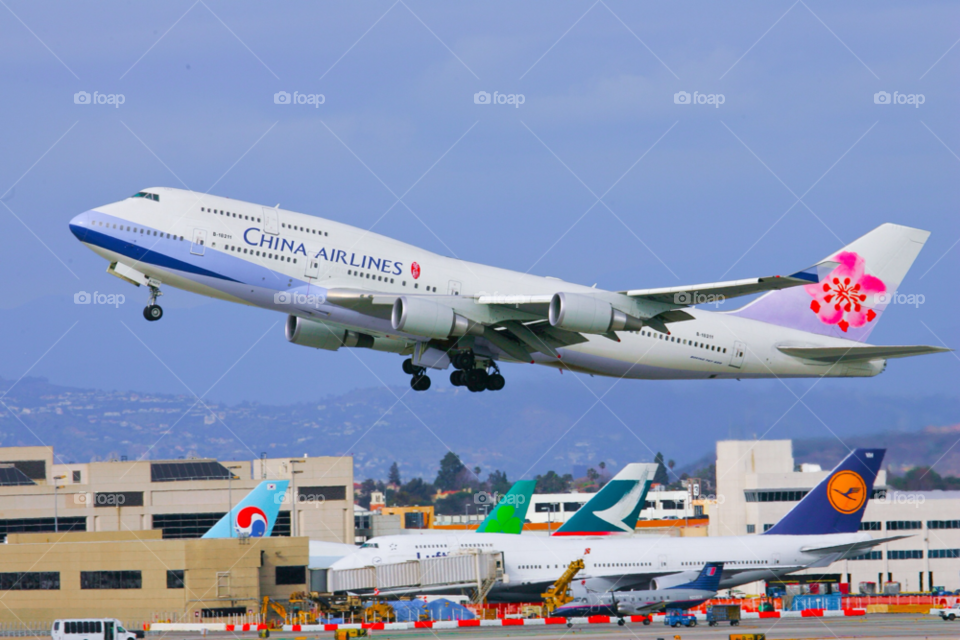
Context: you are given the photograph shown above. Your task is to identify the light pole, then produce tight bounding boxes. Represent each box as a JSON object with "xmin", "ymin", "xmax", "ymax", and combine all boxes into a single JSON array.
[
  {"xmin": 227, "ymin": 465, "xmax": 243, "ymax": 538},
  {"xmin": 290, "ymin": 460, "xmax": 305, "ymax": 537},
  {"xmin": 53, "ymin": 475, "xmax": 65, "ymax": 532}
]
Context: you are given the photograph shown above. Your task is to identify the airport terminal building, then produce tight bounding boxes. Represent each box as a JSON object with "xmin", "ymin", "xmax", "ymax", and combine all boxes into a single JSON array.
[{"xmin": 712, "ymin": 440, "xmax": 960, "ymax": 592}]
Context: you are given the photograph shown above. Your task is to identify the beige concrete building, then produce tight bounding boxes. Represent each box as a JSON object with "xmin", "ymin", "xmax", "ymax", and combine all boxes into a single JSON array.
[
  {"xmin": 0, "ymin": 446, "xmax": 354, "ymax": 544},
  {"xmin": 0, "ymin": 530, "xmax": 308, "ymax": 623},
  {"xmin": 712, "ymin": 440, "xmax": 960, "ymax": 593}
]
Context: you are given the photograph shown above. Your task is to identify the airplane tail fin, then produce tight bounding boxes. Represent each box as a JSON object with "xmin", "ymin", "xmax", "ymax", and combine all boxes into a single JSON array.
[
  {"xmin": 671, "ymin": 562, "xmax": 724, "ymax": 591},
  {"xmin": 476, "ymin": 480, "xmax": 536, "ymax": 534},
  {"xmin": 202, "ymin": 480, "xmax": 289, "ymax": 539},
  {"xmin": 552, "ymin": 463, "xmax": 658, "ymax": 536},
  {"xmin": 729, "ymin": 224, "xmax": 930, "ymax": 342},
  {"xmin": 763, "ymin": 448, "xmax": 884, "ymax": 536}
]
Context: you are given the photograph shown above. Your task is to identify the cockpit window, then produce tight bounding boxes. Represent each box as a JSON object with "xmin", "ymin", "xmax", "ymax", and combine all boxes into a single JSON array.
[
  {"xmin": 360, "ymin": 542, "xmax": 379, "ymax": 549},
  {"xmin": 131, "ymin": 191, "xmax": 159, "ymax": 202}
]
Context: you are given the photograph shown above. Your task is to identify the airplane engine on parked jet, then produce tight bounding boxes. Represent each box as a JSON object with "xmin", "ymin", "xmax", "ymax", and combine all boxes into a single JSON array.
[
  {"xmin": 549, "ymin": 292, "xmax": 645, "ymax": 334},
  {"xmin": 391, "ymin": 297, "xmax": 481, "ymax": 339},
  {"xmin": 286, "ymin": 315, "xmax": 407, "ymax": 353}
]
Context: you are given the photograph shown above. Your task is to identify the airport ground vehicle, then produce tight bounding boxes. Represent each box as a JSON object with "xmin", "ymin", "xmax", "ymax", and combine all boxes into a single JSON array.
[
  {"xmin": 940, "ymin": 606, "xmax": 960, "ymax": 621},
  {"xmin": 52, "ymin": 619, "xmax": 141, "ymax": 640},
  {"xmin": 707, "ymin": 604, "xmax": 741, "ymax": 626},
  {"xmin": 664, "ymin": 611, "xmax": 697, "ymax": 627}
]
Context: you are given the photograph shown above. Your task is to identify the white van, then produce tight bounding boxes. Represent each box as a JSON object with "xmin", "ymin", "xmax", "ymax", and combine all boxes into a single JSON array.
[{"xmin": 52, "ymin": 619, "xmax": 141, "ymax": 640}]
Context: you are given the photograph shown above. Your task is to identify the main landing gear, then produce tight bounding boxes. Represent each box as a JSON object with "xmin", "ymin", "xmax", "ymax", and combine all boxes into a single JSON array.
[
  {"xmin": 402, "ymin": 358, "xmax": 431, "ymax": 392},
  {"xmin": 143, "ymin": 283, "xmax": 163, "ymax": 322},
  {"xmin": 448, "ymin": 351, "xmax": 505, "ymax": 393}
]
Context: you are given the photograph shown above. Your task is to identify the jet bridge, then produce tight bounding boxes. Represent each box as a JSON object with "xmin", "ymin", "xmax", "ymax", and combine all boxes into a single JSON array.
[{"xmin": 328, "ymin": 551, "xmax": 503, "ymax": 601}]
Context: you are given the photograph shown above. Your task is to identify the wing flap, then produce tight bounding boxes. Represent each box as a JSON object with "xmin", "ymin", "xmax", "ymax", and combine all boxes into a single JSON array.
[{"xmin": 779, "ymin": 345, "xmax": 952, "ymax": 363}]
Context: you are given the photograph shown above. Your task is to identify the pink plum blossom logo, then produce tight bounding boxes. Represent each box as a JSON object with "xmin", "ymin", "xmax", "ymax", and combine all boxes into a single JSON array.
[{"xmin": 806, "ymin": 251, "xmax": 886, "ymax": 332}]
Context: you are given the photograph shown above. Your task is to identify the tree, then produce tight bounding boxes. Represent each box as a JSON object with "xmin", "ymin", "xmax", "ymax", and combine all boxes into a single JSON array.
[
  {"xmin": 388, "ymin": 462, "xmax": 402, "ymax": 487},
  {"xmin": 598, "ymin": 461, "xmax": 606, "ymax": 471},
  {"xmin": 888, "ymin": 466, "xmax": 960, "ymax": 491},
  {"xmin": 357, "ymin": 478, "xmax": 378, "ymax": 509},
  {"xmin": 653, "ymin": 452, "xmax": 669, "ymax": 485},
  {"xmin": 535, "ymin": 470, "xmax": 573, "ymax": 493},
  {"xmin": 486, "ymin": 470, "xmax": 511, "ymax": 496},
  {"xmin": 435, "ymin": 452, "xmax": 466, "ymax": 491},
  {"xmin": 395, "ymin": 478, "xmax": 435, "ymax": 506},
  {"xmin": 434, "ymin": 491, "xmax": 476, "ymax": 516},
  {"xmin": 586, "ymin": 468, "xmax": 600, "ymax": 482}
]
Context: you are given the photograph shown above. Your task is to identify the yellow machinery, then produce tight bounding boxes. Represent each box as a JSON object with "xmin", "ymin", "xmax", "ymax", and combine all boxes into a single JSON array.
[
  {"xmin": 365, "ymin": 600, "xmax": 396, "ymax": 623},
  {"xmin": 334, "ymin": 630, "xmax": 368, "ymax": 640},
  {"xmin": 541, "ymin": 559, "xmax": 585, "ymax": 615},
  {"xmin": 260, "ymin": 595, "xmax": 317, "ymax": 627}
]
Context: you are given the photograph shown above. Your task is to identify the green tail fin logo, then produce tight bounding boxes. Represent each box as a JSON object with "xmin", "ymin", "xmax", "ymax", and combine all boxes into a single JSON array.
[{"xmin": 476, "ymin": 480, "xmax": 535, "ymax": 534}]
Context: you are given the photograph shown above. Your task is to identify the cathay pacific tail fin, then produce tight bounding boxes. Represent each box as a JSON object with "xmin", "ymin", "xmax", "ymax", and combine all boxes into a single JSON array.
[{"xmin": 553, "ymin": 463, "xmax": 658, "ymax": 536}]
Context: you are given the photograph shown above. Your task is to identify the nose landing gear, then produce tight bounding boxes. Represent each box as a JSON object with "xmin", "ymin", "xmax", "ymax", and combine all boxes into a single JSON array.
[
  {"xmin": 403, "ymin": 358, "xmax": 431, "ymax": 391},
  {"xmin": 143, "ymin": 283, "xmax": 163, "ymax": 322}
]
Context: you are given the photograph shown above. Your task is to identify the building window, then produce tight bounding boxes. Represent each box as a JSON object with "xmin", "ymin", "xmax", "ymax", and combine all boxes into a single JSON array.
[
  {"xmin": 763, "ymin": 524, "xmax": 774, "ymax": 532},
  {"xmin": 93, "ymin": 491, "xmax": 144, "ymax": 508},
  {"xmin": 860, "ymin": 521, "xmax": 881, "ymax": 531},
  {"xmin": 849, "ymin": 551, "xmax": 881, "ymax": 561},
  {"xmin": 746, "ymin": 524, "xmax": 756, "ymax": 533},
  {"xmin": 563, "ymin": 502, "xmax": 583, "ymax": 512},
  {"xmin": 80, "ymin": 571, "xmax": 142, "ymax": 589},
  {"xmin": 535, "ymin": 503, "xmax": 560, "ymax": 513},
  {"xmin": 886, "ymin": 521, "xmax": 922, "ymax": 531},
  {"xmin": 153, "ymin": 512, "xmax": 226, "ymax": 539},
  {"xmin": 744, "ymin": 490, "xmax": 809, "ymax": 503},
  {"xmin": 72, "ymin": 470, "xmax": 82, "ymax": 483},
  {"xmin": 0, "ymin": 517, "xmax": 86, "ymax": 543},
  {"xmin": 927, "ymin": 520, "xmax": 960, "ymax": 529},
  {"xmin": 929, "ymin": 549, "xmax": 960, "ymax": 559},
  {"xmin": 887, "ymin": 550, "xmax": 923, "ymax": 560},
  {"xmin": 167, "ymin": 570, "xmax": 185, "ymax": 589},
  {"xmin": 0, "ymin": 572, "xmax": 60, "ymax": 590},
  {"xmin": 150, "ymin": 461, "xmax": 234, "ymax": 482},
  {"xmin": 275, "ymin": 566, "xmax": 306, "ymax": 585},
  {"xmin": 297, "ymin": 485, "xmax": 346, "ymax": 502}
]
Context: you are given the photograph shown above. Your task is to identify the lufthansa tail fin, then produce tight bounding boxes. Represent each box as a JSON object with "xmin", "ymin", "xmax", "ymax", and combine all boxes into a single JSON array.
[
  {"xmin": 202, "ymin": 480, "xmax": 290, "ymax": 539},
  {"xmin": 730, "ymin": 224, "xmax": 929, "ymax": 342},
  {"xmin": 671, "ymin": 562, "xmax": 724, "ymax": 591},
  {"xmin": 764, "ymin": 448, "xmax": 884, "ymax": 536},
  {"xmin": 475, "ymin": 480, "xmax": 535, "ymax": 534},
  {"xmin": 553, "ymin": 463, "xmax": 658, "ymax": 536}
]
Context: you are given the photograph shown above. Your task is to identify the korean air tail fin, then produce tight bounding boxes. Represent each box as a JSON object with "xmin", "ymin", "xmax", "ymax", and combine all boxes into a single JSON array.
[
  {"xmin": 552, "ymin": 463, "xmax": 658, "ymax": 536},
  {"xmin": 763, "ymin": 448, "xmax": 884, "ymax": 536},
  {"xmin": 671, "ymin": 562, "xmax": 724, "ymax": 591},
  {"xmin": 475, "ymin": 480, "xmax": 535, "ymax": 534},
  {"xmin": 730, "ymin": 224, "xmax": 929, "ymax": 342},
  {"xmin": 202, "ymin": 480, "xmax": 289, "ymax": 539}
]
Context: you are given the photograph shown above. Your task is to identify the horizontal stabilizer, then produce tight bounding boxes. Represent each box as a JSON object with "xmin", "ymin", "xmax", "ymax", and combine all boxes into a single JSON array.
[
  {"xmin": 801, "ymin": 535, "xmax": 911, "ymax": 557},
  {"xmin": 779, "ymin": 345, "xmax": 951, "ymax": 363}
]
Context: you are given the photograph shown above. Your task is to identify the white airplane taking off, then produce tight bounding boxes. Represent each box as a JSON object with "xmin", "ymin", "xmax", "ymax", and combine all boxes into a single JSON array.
[{"xmin": 70, "ymin": 188, "xmax": 948, "ymax": 391}]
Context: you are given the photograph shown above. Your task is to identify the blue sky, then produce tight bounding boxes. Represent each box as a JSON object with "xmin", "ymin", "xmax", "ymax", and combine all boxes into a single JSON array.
[{"xmin": 0, "ymin": 1, "xmax": 957, "ymax": 414}]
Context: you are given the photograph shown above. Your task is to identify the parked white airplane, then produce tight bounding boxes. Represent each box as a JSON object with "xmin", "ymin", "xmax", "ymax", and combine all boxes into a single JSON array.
[
  {"xmin": 330, "ymin": 449, "xmax": 905, "ymax": 602},
  {"xmin": 70, "ymin": 188, "xmax": 948, "ymax": 391}
]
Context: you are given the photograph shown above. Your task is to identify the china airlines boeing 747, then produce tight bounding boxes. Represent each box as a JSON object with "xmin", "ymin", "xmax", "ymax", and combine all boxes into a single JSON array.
[{"xmin": 70, "ymin": 188, "xmax": 948, "ymax": 391}]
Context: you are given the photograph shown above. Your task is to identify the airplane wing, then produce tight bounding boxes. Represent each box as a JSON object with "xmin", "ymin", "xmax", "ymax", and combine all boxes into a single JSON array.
[
  {"xmin": 618, "ymin": 269, "xmax": 819, "ymax": 304},
  {"xmin": 801, "ymin": 535, "xmax": 912, "ymax": 558},
  {"xmin": 778, "ymin": 345, "xmax": 951, "ymax": 363}
]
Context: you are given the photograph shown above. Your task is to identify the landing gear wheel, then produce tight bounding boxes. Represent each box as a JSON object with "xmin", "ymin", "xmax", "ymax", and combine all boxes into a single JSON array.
[
  {"xmin": 402, "ymin": 358, "xmax": 417, "ymax": 375},
  {"xmin": 486, "ymin": 373, "xmax": 505, "ymax": 391},
  {"xmin": 642, "ymin": 618, "xmax": 650, "ymax": 626},
  {"xmin": 731, "ymin": 620, "xmax": 739, "ymax": 626},
  {"xmin": 453, "ymin": 350, "xmax": 475, "ymax": 371},
  {"xmin": 410, "ymin": 373, "xmax": 431, "ymax": 391},
  {"xmin": 450, "ymin": 370, "xmax": 465, "ymax": 387},
  {"xmin": 565, "ymin": 623, "xmax": 572, "ymax": 629},
  {"xmin": 465, "ymin": 368, "xmax": 488, "ymax": 392},
  {"xmin": 617, "ymin": 618, "xmax": 625, "ymax": 626},
  {"xmin": 143, "ymin": 305, "xmax": 163, "ymax": 321}
]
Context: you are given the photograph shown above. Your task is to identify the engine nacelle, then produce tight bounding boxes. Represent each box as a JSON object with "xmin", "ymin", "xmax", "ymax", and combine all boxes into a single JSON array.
[
  {"xmin": 285, "ymin": 315, "xmax": 374, "ymax": 351},
  {"xmin": 548, "ymin": 292, "xmax": 645, "ymax": 334},
  {"xmin": 391, "ymin": 297, "xmax": 480, "ymax": 339}
]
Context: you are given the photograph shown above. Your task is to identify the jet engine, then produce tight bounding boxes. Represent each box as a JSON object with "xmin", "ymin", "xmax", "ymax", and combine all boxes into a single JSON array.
[
  {"xmin": 548, "ymin": 292, "xmax": 645, "ymax": 334},
  {"xmin": 391, "ymin": 296, "xmax": 481, "ymax": 339},
  {"xmin": 286, "ymin": 315, "xmax": 406, "ymax": 353}
]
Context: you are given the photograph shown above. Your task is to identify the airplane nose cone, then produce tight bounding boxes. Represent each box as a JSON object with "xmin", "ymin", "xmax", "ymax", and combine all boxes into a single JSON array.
[{"xmin": 69, "ymin": 212, "xmax": 89, "ymax": 241}]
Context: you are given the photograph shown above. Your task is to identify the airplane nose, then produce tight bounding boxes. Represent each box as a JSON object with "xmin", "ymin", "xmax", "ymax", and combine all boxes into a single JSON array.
[{"xmin": 69, "ymin": 212, "xmax": 89, "ymax": 241}]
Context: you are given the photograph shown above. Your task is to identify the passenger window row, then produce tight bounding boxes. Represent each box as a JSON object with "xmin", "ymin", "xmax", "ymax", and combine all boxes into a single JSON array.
[
  {"xmin": 92, "ymin": 220, "xmax": 183, "ymax": 241},
  {"xmin": 202, "ymin": 207, "xmax": 259, "ymax": 223},
  {"xmin": 595, "ymin": 562, "xmax": 652, "ymax": 568},
  {"xmin": 640, "ymin": 330, "xmax": 727, "ymax": 354},
  {"xmin": 282, "ymin": 222, "xmax": 328, "ymax": 237},
  {"xmin": 223, "ymin": 244, "xmax": 296, "ymax": 264},
  {"xmin": 347, "ymin": 269, "xmax": 394, "ymax": 284}
]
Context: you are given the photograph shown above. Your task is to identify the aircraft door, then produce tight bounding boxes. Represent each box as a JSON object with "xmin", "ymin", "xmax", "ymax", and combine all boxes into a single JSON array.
[
  {"xmin": 304, "ymin": 255, "xmax": 321, "ymax": 279},
  {"xmin": 658, "ymin": 554, "xmax": 668, "ymax": 569},
  {"xmin": 730, "ymin": 340, "xmax": 745, "ymax": 368},
  {"xmin": 447, "ymin": 280, "xmax": 462, "ymax": 296},
  {"xmin": 772, "ymin": 552, "xmax": 780, "ymax": 565},
  {"xmin": 262, "ymin": 207, "xmax": 280, "ymax": 235},
  {"xmin": 190, "ymin": 228, "xmax": 207, "ymax": 256}
]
